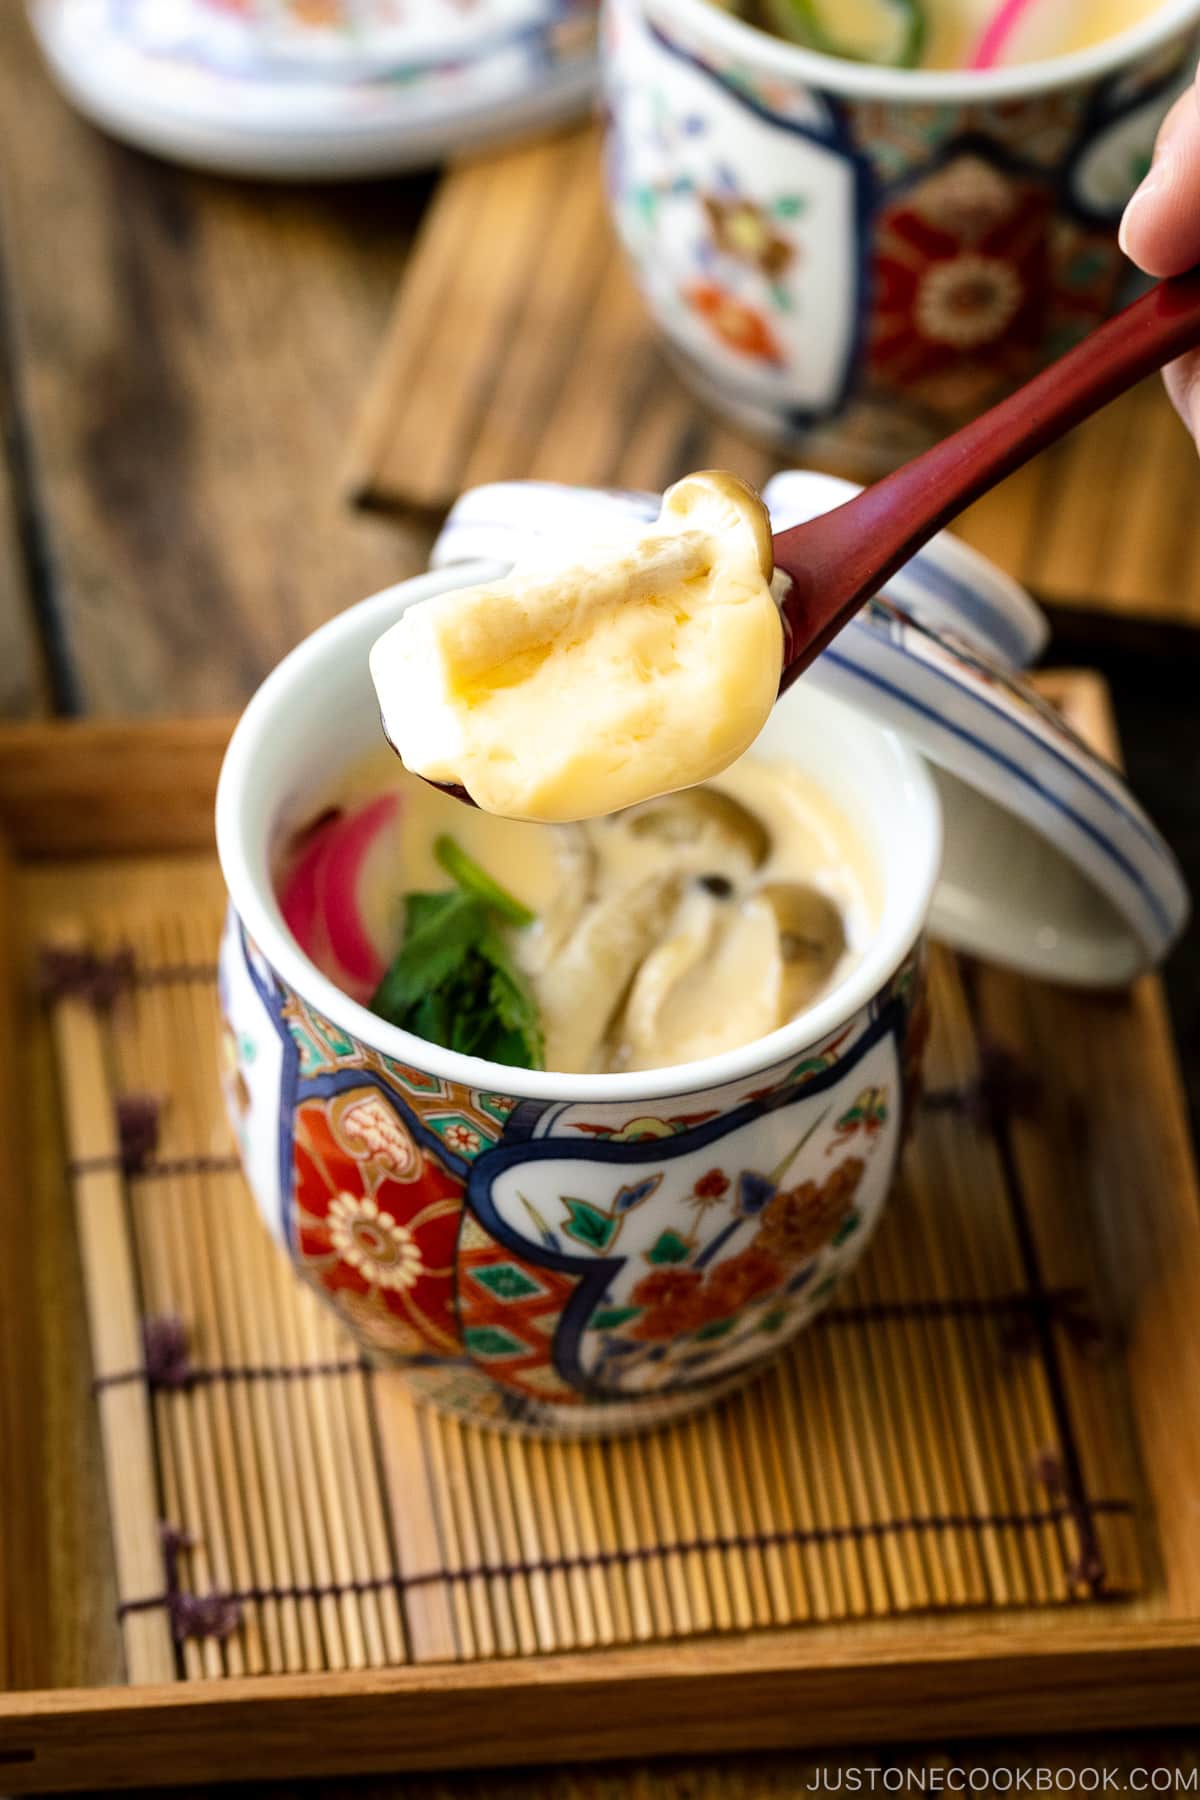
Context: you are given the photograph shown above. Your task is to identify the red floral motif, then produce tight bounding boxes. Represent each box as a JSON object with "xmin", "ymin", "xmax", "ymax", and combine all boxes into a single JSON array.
[
  {"xmin": 694, "ymin": 1168, "xmax": 730, "ymax": 1200},
  {"xmin": 631, "ymin": 1266, "xmax": 705, "ymax": 1340},
  {"xmin": 756, "ymin": 1157, "xmax": 866, "ymax": 1265},
  {"xmin": 293, "ymin": 1090, "xmax": 463, "ymax": 1355},
  {"xmin": 684, "ymin": 283, "xmax": 784, "ymax": 365},
  {"xmin": 700, "ymin": 1245, "xmax": 783, "ymax": 1320},
  {"xmin": 629, "ymin": 1245, "xmax": 786, "ymax": 1339},
  {"xmin": 869, "ymin": 155, "xmax": 1055, "ymax": 417}
]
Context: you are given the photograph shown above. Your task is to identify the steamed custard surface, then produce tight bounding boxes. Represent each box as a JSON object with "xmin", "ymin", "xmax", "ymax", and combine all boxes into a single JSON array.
[
  {"xmin": 738, "ymin": 0, "xmax": 1162, "ymax": 66},
  {"xmin": 282, "ymin": 750, "xmax": 879, "ymax": 1076},
  {"xmin": 918, "ymin": 0, "xmax": 1160, "ymax": 65},
  {"xmin": 370, "ymin": 472, "xmax": 784, "ymax": 824}
]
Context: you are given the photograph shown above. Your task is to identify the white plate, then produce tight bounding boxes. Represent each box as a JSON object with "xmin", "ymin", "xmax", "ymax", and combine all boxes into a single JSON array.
[{"xmin": 30, "ymin": 0, "xmax": 598, "ymax": 180}]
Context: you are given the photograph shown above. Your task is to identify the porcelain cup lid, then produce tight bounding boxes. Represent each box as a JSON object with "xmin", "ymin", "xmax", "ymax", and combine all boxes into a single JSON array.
[{"xmin": 430, "ymin": 473, "xmax": 1189, "ymax": 986}]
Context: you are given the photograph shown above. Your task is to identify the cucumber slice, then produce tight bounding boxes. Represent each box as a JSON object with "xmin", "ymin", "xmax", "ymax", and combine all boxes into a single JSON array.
[{"xmin": 760, "ymin": 0, "xmax": 926, "ymax": 67}]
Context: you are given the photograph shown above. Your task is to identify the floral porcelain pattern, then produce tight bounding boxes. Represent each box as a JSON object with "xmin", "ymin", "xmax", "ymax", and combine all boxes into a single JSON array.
[
  {"xmin": 604, "ymin": 0, "xmax": 1199, "ymax": 455},
  {"xmin": 219, "ymin": 907, "xmax": 927, "ymax": 1433}
]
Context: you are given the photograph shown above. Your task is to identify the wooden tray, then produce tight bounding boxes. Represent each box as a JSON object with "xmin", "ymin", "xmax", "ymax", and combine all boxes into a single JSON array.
[
  {"xmin": 347, "ymin": 128, "xmax": 1200, "ymax": 631},
  {"xmin": 2, "ymin": 682, "xmax": 1200, "ymax": 1792}
]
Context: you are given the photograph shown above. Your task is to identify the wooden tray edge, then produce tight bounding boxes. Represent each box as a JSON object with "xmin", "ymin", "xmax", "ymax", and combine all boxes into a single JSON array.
[{"xmin": 3, "ymin": 1625, "xmax": 1200, "ymax": 1790}]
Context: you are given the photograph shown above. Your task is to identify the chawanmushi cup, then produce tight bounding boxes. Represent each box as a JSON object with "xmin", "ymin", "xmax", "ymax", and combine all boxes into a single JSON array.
[
  {"xmin": 215, "ymin": 564, "xmax": 941, "ymax": 1437},
  {"xmin": 602, "ymin": 0, "xmax": 1200, "ymax": 472}
]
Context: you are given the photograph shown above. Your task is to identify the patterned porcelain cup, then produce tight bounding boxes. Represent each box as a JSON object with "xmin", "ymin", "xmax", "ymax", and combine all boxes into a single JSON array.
[
  {"xmin": 603, "ymin": 0, "xmax": 1200, "ymax": 471},
  {"xmin": 215, "ymin": 566, "xmax": 941, "ymax": 1436}
]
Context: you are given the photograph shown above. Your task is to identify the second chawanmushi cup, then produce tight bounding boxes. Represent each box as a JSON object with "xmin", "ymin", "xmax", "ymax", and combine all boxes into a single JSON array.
[
  {"xmin": 215, "ymin": 473, "xmax": 1188, "ymax": 1437},
  {"xmin": 602, "ymin": 0, "xmax": 1200, "ymax": 471}
]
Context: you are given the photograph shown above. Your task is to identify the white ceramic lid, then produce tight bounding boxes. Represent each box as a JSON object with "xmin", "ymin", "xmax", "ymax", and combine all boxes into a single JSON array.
[
  {"xmin": 431, "ymin": 474, "xmax": 1189, "ymax": 986},
  {"xmin": 29, "ymin": 0, "xmax": 597, "ymax": 181}
]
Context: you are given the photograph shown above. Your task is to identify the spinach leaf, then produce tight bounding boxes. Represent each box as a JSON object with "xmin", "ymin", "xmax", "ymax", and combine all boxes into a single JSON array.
[{"xmin": 370, "ymin": 844, "xmax": 545, "ymax": 1070}]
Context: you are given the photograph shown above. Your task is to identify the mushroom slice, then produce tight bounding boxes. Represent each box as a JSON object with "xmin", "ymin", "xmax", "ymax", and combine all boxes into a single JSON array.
[
  {"xmin": 621, "ymin": 786, "xmax": 770, "ymax": 875},
  {"xmin": 522, "ymin": 824, "xmax": 597, "ymax": 972},
  {"xmin": 613, "ymin": 886, "xmax": 720, "ymax": 1070},
  {"xmin": 617, "ymin": 889, "xmax": 785, "ymax": 1070},
  {"xmin": 761, "ymin": 882, "xmax": 847, "ymax": 1018},
  {"xmin": 537, "ymin": 873, "xmax": 685, "ymax": 1074}
]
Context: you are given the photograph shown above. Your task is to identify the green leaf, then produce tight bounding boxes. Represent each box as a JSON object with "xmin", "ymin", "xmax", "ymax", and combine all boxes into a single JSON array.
[
  {"xmin": 694, "ymin": 1315, "xmax": 737, "ymax": 1341},
  {"xmin": 761, "ymin": 0, "xmax": 925, "ymax": 66},
  {"xmin": 371, "ymin": 890, "xmax": 485, "ymax": 1021},
  {"xmin": 646, "ymin": 1229, "xmax": 691, "ymax": 1266},
  {"xmin": 592, "ymin": 1306, "xmax": 641, "ymax": 1331},
  {"xmin": 562, "ymin": 1198, "xmax": 619, "ymax": 1252},
  {"xmin": 370, "ymin": 882, "xmax": 544, "ymax": 1070},
  {"xmin": 434, "ymin": 834, "xmax": 535, "ymax": 926}
]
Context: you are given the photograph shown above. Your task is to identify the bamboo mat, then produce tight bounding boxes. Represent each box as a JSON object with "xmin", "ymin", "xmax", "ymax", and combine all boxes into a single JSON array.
[
  {"xmin": 348, "ymin": 127, "xmax": 1200, "ymax": 629},
  {"xmin": 49, "ymin": 916, "xmax": 1148, "ymax": 1684}
]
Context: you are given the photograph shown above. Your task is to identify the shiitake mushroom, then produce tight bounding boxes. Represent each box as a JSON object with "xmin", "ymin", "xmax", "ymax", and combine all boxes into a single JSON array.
[
  {"xmin": 760, "ymin": 881, "xmax": 847, "ymax": 1017},
  {"xmin": 622, "ymin": 787, "xmax": 770, "ymax": 872}
]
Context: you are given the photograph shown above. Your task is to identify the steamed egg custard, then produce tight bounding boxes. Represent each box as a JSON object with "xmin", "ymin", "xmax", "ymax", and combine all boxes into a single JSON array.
[
  {"xmin": 370, "ymin": 471, "xmax": 784, "ymax": 825},
  {"xmin": 719, "ymin": 0, "xmax": 1162, "ymax": 69},
  {"xmin": 276, "ymin": 752, "xmax": 879, "ymax": 1076}
]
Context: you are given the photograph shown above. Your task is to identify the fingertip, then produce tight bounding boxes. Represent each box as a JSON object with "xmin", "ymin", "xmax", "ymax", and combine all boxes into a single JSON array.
[
  {"xmin": 1164, "ymin": 355, "xmax": 1200, "ymax": 448},
  {"xmin": 1121, "ymin": 95, "xmax": 1200, "ymax": 276}
]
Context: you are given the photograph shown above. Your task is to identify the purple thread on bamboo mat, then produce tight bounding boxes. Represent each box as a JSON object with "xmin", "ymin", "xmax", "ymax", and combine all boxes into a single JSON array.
[
  {"xmin": 66, "ymin": 1151, "xmax": 243, "ymax": 1181},
  {"xmin": 1031, "ymin": 1448, "xmax": 1109, "ymax": 1590},
  {"xmin": 38, "ymin": 943, "xmax": 136, "ymax": 1009},
  {"xmin": 924, "ymin": 1043, "xmax": 1041, "ymax": 1130},
  {"xmin": 823, "ymin": 1288, "xmax": 1096, "ymax": 1333},
  {"xmin": 118, "ymin": 1569, "xmax": 402, "ymax": 1621},
  {"xmin": 117, "ymin": 1093, "xmax": 161, "ymax": 1174},
  {"xmin": 394, "ymin": 1501, "xmax": 1135, "ymax": 1590},
  {"xmin": 134, "ymin": 1524, "xmax": 245, "ymax": 1644},
  {"xmin": 143, "ymin": 1314, "xmax": 194, "ymax": 1389},
  {"xmin": 132, "ymin": 962, "xmax": 219, "ymax": 988},
  {"xmin": 999, "ymin": 1288, "xmax": 1107, "ymax": 1361},
  {"xmin": 93, "ymin": 1356, "xmax": 370, "ymax": 1393},
  {"xmin": 92, "ymin": 1314, "xmax": 370, "ymax": 1394},
  {"xmin": 116, "ymin": 1496, "xmax": 1137, "ymax": 1623}
]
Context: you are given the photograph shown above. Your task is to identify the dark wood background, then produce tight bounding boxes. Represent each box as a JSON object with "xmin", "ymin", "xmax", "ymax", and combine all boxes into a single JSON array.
[{"xmin": 2, "ymin": 5, "xmax": 1199, "ymax": 1793}]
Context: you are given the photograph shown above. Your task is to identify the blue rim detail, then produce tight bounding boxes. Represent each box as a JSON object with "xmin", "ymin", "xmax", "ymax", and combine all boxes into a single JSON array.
[{"xmin": 822, "ymin": 647, "xmax": 1175, "ymax": 942}]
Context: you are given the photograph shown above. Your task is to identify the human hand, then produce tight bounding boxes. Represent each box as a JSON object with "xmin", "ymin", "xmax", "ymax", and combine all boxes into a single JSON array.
[{"xmin": 1120, "ymin": 68, "xmax": 1200, "ymax": 442}]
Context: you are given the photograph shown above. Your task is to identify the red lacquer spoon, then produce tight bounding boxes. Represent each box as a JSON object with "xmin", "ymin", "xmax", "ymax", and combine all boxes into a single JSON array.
[{"xmin": 773, "ymin": 269, "xmax": 1200, "ymax": 691}]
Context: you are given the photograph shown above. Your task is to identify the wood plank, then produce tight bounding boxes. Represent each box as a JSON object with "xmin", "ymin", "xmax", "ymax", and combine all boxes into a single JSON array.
[
  {"xmin": 0, "ymin": 717, "xmax": 230, "ymax": 855},
  {"xmin": 0, "ymin": 835, "xmax": 46, "ymax": 1693},
  {"xmin": 61, "ymin": 1740, "xmax": 1200, "ymax": 1800},
  {"xmin": 3, "ymin": 1626, "xmax": 1200, "ymax": 1790},
  {"xmin": 0, "ymin": 7, "xmax": 435, "ymax": 719}
]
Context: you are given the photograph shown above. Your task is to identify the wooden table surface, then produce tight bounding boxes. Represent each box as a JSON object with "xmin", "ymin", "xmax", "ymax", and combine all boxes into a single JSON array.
[{"xmin": 3, "ymin": 7, "xmax": 1199, "ymax": 1794}]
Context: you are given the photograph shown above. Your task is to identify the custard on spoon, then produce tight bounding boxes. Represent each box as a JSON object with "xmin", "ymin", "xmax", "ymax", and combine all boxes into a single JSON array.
[{"xmin": 370, "ymin": 471, "xmax": 782, "ymax": 824}]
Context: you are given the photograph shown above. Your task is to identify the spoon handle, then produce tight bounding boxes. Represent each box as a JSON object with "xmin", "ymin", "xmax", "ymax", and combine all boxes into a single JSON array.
[{"xmin": 774, "ymin": 268, "xmax": 1200, "ymax": 684}]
